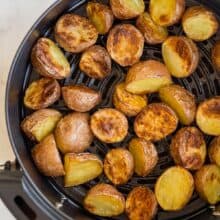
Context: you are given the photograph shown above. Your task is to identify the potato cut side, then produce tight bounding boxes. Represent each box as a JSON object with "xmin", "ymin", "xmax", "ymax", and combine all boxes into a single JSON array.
[
  {"xmin": 209, "ymin": 136, "xmax": 220, "ymax": 167},
  {"xmin": 212, "ymin": 41, "xmax": 220, "ymax": 71}
]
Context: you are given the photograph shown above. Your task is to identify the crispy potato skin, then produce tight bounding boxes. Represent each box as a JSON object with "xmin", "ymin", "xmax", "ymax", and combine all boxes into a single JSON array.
[
  {"xmin": 55, "ymin": 14, "xmax": 98, "ymax": 53},
  {"xmin": 62, "ymin": 85, "xmax": 101, "ymax": 112},
  {"xmin": 209, "ymin": 136, "xmax": 220, "ymax": 166},
  {"xmin": 128, "ymin": 138, "xmax": 158, "ymax": 177},
  {"xmin": 87, "ymin": 2, "xmax": 114, "ymax": 34},
  {"xmin": 84, "ymin": 183, "xmax": 125, "ymax": 217},
  {"xmin": 79, "ymin": 45, "xmax": 111, "ymax": 80},
  {"xmin": 107, "ymin": 24, "xmax": 144, "ymax": 67},
  {"xmin": 90, "ymin": 108, "xmax": 128, "ymax": 143},
  {"xmin": 126, "ymin": 186, "xmax": 158, "ymax": 220},
  {"xmin": 104, "ymin": 148, "xmax": 134, "ymax": 185},
  {"xmin": 212, "ymin": 41, "xmax": 220, "ymax": 71},
  {"xmin": 170, "ymin": 127, "xmax": 206, "ymax": 170},
  {"xmin": 54, "ymin": 112, "xmax": 93, "ymax": 154},
  {"xmin": 134, "ymin": 103, "xmax": 178, "ymax": 142},
  {"xmin": 24, "ymin": 78, "xmax": 61, "ymax": 110},
  {"xmin": 31, "ymin": 134, "xmax": 65, "ymax": 176}
]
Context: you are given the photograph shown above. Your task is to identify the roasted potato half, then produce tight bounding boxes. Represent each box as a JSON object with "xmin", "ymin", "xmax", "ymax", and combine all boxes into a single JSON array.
[
  {"xmin": 194, "ymin": 164, "xmax": 220, "ymax": 204},
  {"xmin": 126, "ymin": 186, "xmax": 158, "ymax": 220},
  {"xmin": 113, "ymin": 82, "xmax": 147, "ymax": 117},
  {"xmin": 107, "ymin": 24, "xmax": 144, "ymax": 67},
  {"xmin": 55, "ymin": 14, "xmax": 98, "ymax": 53},
  {"xmin": 90, "ymin": 108, "xmax": 128, "ymax": 143},
  {"xmin": 104, "ymin": 148, "xmax": 134, "ymax": 185},
  {"xmin": 24, "ymin": 77, "xmax": 61, "ymax": 110},
  {"xmin": 128, "ymin": 138, "xmax": 158, "ymax": 177},
  {"xmin": 79, "ymin": 45, "xmax": 111, "ymax": 80},
  {"xmin": 208, "ymin": 136, "xmax": 220, "ymax": 166},
  {"xmin": 87, "ymin": 2, "xmax": 114, "ymax": 34},
  {"xmin": 196, "ymin": 97, "xmax": 220, "ymax": 136},
  {"xmin": 212, "ymin": 40, "xmax": 220, "ymax": 71},
  {"xmin": 31, "ymin": 38, "xmax": 70, "ymax": 79},
  {"xmin": 134, "ymin": 103, "xmax": 178, "ymax": 142},
  {"xmin": 64, "ymin": 153, "xmax": 103, "ymax": 187},
  {"xmin": 62, "ymin": 85, "xmax": 101, "ymax": 112},
  {"xmin": 55, "ymin": 112, "xmax": 93, "ymax": 154},
  {"xmin": 149, "ymin": 0, "xmax": 185, "ymax": 26},
  {"xmin": 182, "ymin": 6, "xmax": 219, "ymax": 41},
  {"xmin": 125, "ymin": 60, "xmax": 172, "ymax": 95},
  {"xmin": 32, "ymin": 134, "xmax": 65, "ymax": 176},
  {"xmin": 136, "ymin": 12, "xmax": 168, "ymax": 44},
  {"xmin": 159, "ymin": 84, "xmax": 196, "ymax": 125},
  {"xmin": 155, "ymin": 166, "xmax": 194, "ymax": 211},
  {"xmin": 162, "ymin": 36, "xmax": 199, "ymax": 78},
  {"xmin": 21, "ymin": 108, "xmax": 62, "ymax": 142},
  {"xmin": 84, "ymin": 183, "xmax": 125, "ymax": 217}
]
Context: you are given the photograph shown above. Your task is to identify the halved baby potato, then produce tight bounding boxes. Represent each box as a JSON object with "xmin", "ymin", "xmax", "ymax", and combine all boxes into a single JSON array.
[
  {"xmin": 32, "ymin": 134, "xmax": 65, "ymax": 176},
  {"xmin": 159, "ymin": 84, "xmax": 196, "ymax": 125},
  {"xmin": 212, "ymin": 41, "xmax": 220, "ymax": 71},
  {"xmin": 128, "ymin": 138, "xmax": 158, "ymax": 177},
  {"xmin": 125, "ymin": 60, "xmax": 172, "ymax": 95},
  {"xmin": 182, "ymin": 6, "xmax": 219, "ymax": 41},
  {"xmin": 134, "ymin": 103, "xmax": 178, "ymax": 142},
  {"xmin": 104, "ymin": 148, "xmax": 134, "ymax": 185},
  {"xmin": 31, "ymin": 38, "xmax": 70, "ymax": 79},
  {"xmin": 162, "ymin": 36, "xmax": 199, "ymax": 78},
  {"xmin": 209, "ymin": 136, "xmax": 220, "ymax": 166},
  {"xmin": 79, "ymin": 45, "xmax": 111, "ymax": 80},
  {"xmin": 64, "ymin": 153, "xmax": 103, "ymax": 187},
  {"xmin": 24, "ymin": 77, "xmax": 61, "ymax": 110},
  {"xmin": 196, "ymin": 97, "xmax": 220, "ymax": 136},
  {"xmin": 55, "ymin": 14, "xmax": 98, "ymax": 53},
  {"xmin": 155, "ymin": 166, "xmax": 194, "ymax": 211},
  {"xmin": 21, "ymin": 108, "xmax": 62, "ymax": 142},
  {"xmin": 107, "ymin": 24, "xmax": 144, "ymax": 67},
  {"xmin": 62, "ymin": 85, "xmax": 101, "ymax": 112},
  {"xmin": 84, "ymin": 183, "xmax": 125, "ymax": 217}
]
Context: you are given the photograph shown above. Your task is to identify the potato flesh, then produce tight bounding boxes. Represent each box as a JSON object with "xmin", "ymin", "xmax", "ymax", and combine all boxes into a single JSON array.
[{"xmin": 209, "ymin": 137, "xmax": 220, "ymax": 166}]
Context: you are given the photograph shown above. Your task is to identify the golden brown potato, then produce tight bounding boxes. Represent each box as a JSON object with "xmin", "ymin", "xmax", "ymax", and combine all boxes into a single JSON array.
[
  {"xmin": 24, "ymin": 78, "xmax": 61, "ymax": 110},
  {"xmin": 31, "ymin": 134, "xmax": 65, "ymax": 176},
  {"xmin": 208, "ymin": 136, "xmax": 220, "ymax": 166},
  {"xmin": 90, "ymin": 108, "xmax": 128, "ymax": 143},
  {"xmin": 136, "ymin": 12, "xmax": 168, "ymax": 44},
  {"xmin": 64, "ymin": 153, "xmax": 103, "ymax": 187},
  {"xmin": 104, "ymin": 148, "xmax": 134, "ymax": 185},
  {"xmin": 87, "ymin": 2, "xmax": 114, "ymax": 34},
  {"xmin": 31, "ymin": 38, "xmax": 70, "ymax": 79},
  {"xmin": 196, "ymin": 97, "xmax": 220, "ymax": 136},
  {"xmin": 62, "ymin": 85, "xmax": 101, "ymax": 112},
  {"xmin": 159, "ymin": 84, "xmax": 196, "ymax": 125},
  {"xmin": 126, "ymin": 186, "xmax": 158, "ymax": 220},
  {"xmin": 54, "ymin": 112, "xmax": 93, "ymax": 154},
  {"xmin": 162, "ymin": 36, "xmax": 199, "ymax": 78},
  {"xmin": 55, "ymin": 14, "xmax": 98, "ymax": 53},
  {"xmin": 155, "ymin": 166, "xmax": 194, "ymax": 211},
  {"xmin": 79, "ymin": 45, "xmax": 111, "ymax": 80},
  {"xmin": 21, "ymin": 109, "xmax": 62, "ymax": 142},
  {"xmin": 134, "ymin": 103, "xmax": 178, "ymax": 142},
  {"xmin": 182, "ymin": 6, "xmax": 219, "ymax": 41},
  {"xmin": 149, "ymin": 0, "xmax": 185, "ymax": 26},
  {"xmin": 125, "ymin": 60, "xmax": 172, "ymax": 95},
  {"xmin": 110, "ymin": 0, "xmax": 145, "ymax": 19},
  {"xmin": 170, "ymin": 127, "xmax": 206, "ymax": 170},
  {"xmin": 84, "ymin": 183, "xmax": 125, "ymax": 217},
  {"xmin": 128, "ymin": 138, "xmax": 158, "ymax": 177},
  {"xmin": 212, "ymin": 41, "xmax": 220, "ymax": 71},
  {"xmin": 113, "ymin": 82, "xmax": 147, "ymax": 117},
  {"xmin": 194, "ymin": 164, "xmax": 220, "ymax": 205},
  {"xmin": 107, "ymin": 24, "xmax": 144, "ymax": 67}
]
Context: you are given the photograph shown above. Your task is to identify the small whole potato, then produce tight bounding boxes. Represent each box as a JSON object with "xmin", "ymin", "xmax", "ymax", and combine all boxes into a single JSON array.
[
  {"xmin": 31, "ymin": 38, "xmax": 70, "ymax": 79},
  {"xmin": 79, "ymin": 45, "xmax": 111, "ymax": 80},
  {"xmin": 209, "ymin": 136, "xmax": 220, "ymax": 166},
  {"xmin": 24, "ymin": 77, "xmax": 61, "ymax": 110},
  {"xmin": 62, "ymin": 85, "xmax": 101, "ymax": 112},
  {"xmin": 84, "ymin": 183, "xmax": 125, "ymax": 217},
  {"xmin": 54, "ymin": 112, "xmax": 93, "ymax": 154},
  {"xmin": 212, "ymin": 41, "xmax": 220, "ymax": 71},
  {"xmin": 55, "ymin": 14, "xmax": 98, "ymax": 53},
  {"xmin": 107, "ymin": 24, "xmax": 144, "ymax": 67},
  {"xmin": 162, "ymin": 36, "xmax": 199, "ymax": 78},
  {"xmin": 104, "ymin": 148, "xmax": 134, "ymax": 185}
]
